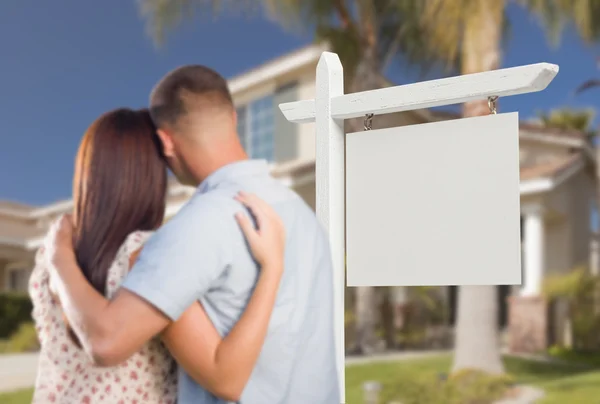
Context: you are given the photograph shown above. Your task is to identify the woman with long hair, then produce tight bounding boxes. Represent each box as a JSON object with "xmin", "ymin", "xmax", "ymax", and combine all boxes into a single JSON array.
[{"xmin": 29, "ymin": 108, "xmax": 286, "ymax": 403}]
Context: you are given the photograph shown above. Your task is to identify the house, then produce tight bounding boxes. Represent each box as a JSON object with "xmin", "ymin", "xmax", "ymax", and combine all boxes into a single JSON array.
[{"xmin": 0, "ymin": 44, "xmax": 595, "ymax": 353}]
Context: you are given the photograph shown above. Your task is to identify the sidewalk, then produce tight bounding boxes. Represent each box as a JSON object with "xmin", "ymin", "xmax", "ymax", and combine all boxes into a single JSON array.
[
  {"xmin": 0, "ymin": 352, "xmax": 39, "ymax": 393},
  {"xmin": 346, "ymin": 349, "xmax": 450, "ymax": 366}
]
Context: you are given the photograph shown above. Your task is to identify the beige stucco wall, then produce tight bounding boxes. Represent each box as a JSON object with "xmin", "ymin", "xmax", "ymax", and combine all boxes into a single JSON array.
[
  {"xmin": 544, "ymin": 218, "xmax": 571, "ymax": 276},
  {"xmin": 545, "ymin": 212, "xmax": 572, "ymax": 347},
  {"xmin": 293, "ymin": 182, "xmax": 316, "ymax": 211},
  {"xmin": 567, "ymin": 169, "xmax": 594, "ymax": 269},
  {"xmin": 543, "ymin": 168, "xmax": 593, "ymax": 347},
  {"xmin": 543, "ymin": 168, "xmax": 594, "ymax": 275},
  {"xmin": 519, "ymin": 138, "xmax": 573, "ymax": 166}
]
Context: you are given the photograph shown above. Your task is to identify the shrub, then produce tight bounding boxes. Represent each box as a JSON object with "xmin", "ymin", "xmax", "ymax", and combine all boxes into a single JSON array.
[
  {"xmin": 0, "ymin": 293, "xmax": 33, "ymax": 338},
  {"xmin": 396, "ymin": 287, "xmax": 450, "ymax": 349},
  {"xmin": 543, "ymin": 267, "xmax": 600, "ymax": 351},
  {"xmin": 383, "ymin": 369, "xmax": 513, "ymax": 404},
  {"xmin": 6, "ymin": 322, "xmax": 40, "ymax": 353},
  {"xmin": 548, "ymin": 345, "xmax": 600, "ymax": 367}
]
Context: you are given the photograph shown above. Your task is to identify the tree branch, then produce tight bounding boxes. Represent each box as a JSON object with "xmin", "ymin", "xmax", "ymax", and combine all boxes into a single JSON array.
[
  {"xmin": 332, "ymin": 0, "xmax": 357, "ymax": 32},
  {"xmin": 356, "ymin": 0, "xmax": 377, "ymax": 49},
  {"xmin": 382, "ymin": 26, "xmax": 405, "ymax": 72}
]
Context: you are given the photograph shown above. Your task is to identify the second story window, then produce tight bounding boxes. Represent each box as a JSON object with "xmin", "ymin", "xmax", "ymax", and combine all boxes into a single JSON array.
[{"xmin": 236, "ymin": 94, "xmax": 275, "ymax": 162}]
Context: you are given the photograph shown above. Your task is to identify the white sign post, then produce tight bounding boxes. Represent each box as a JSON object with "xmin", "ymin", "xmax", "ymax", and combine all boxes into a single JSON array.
[{"xmin": 279, "ymin": 52, "xmax": 558, "ymax": 404}]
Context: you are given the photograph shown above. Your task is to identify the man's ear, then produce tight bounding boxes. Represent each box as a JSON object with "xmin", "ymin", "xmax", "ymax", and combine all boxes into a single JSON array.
[{"xmin": 156, "ymin": 129, "xmax": 175, "ymax": 158}]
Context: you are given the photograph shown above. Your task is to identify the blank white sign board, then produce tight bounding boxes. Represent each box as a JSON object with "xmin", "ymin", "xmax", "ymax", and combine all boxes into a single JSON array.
[{"xmin": 346, "ymin": 113, "xmax": 522, "ymax": 287}]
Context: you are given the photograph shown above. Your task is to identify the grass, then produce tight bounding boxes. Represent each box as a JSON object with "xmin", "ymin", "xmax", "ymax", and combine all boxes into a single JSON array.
[
  {"xmin": 345, "ymin": 355, "xmax": 600, "ymax": 404},
  {"xmin": 2, "ymin": 354, "xmax": 600, "ymax": 403},
  {"xmin": 0, "ymin": 340, "xmax": 10, "ymax": 353},
  {"xmin": 0, "ymin": 388, "xmax": 33, "ymax": 404},
  {"xmin": 538, "ymin": 371, "xmax": 600, "ymax": 404}
]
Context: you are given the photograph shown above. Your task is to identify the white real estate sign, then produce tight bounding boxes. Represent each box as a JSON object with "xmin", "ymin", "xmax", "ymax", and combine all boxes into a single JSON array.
[
  {"xmin": 346, "ymin": 113, "xmax": 522, "ymax": 287},
  {"xmin": 279, "ymin": 51, "xmax": 558, "ymax": 404}
]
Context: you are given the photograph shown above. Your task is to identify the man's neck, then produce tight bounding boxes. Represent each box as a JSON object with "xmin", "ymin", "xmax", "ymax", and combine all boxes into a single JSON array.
[{"xmin": 189, "ymin": 146, "xmax": 248, "ymax": 186}]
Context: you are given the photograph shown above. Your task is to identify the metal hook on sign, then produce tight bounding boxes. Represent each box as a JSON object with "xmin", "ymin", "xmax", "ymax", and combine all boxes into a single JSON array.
[
  {"xmin": 488, "ymin": 96, "xmax": 498, "ymax": 115},
  {"xmin": 364, "ymin": 113, "xmax": 374, "ymax": 130}
]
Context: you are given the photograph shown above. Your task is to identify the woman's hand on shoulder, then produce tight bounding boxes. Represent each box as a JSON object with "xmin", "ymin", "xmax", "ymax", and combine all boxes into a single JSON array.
[{"xmin": 234, "ymin": 191, "xmax": 285, "ymax": 274}]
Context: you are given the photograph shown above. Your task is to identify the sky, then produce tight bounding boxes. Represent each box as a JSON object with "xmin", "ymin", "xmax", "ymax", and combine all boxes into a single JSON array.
[{"xmin": 2, "ymin": 1, "xmax": 600, "ymax": 206}]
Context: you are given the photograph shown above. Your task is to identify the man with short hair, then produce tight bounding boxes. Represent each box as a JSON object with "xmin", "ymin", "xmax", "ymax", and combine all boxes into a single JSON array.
[{"xmin": 47, "ymin": 65, "xmax": 340, "ymax": 403}]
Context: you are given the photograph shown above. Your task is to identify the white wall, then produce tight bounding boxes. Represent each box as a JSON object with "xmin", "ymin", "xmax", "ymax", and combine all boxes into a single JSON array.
[{"xmin": 296, "ymin": 71, "xmax": 317, "ymax": 161}]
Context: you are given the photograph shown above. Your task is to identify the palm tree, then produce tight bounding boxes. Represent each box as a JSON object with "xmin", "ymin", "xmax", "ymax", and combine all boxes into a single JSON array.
[
  {"xmin": 137, "ymin": 0, "xmax": 600, "ymax": 374},
  {"xmin": 536, "ymin": 107, "xmax": 595, "ymax": 136}
]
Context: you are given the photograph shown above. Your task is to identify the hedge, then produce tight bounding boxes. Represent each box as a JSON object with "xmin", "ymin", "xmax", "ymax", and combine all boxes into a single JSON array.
[{"xmin": 0, "ymin": 293, "xmax": 33, "ymax": 338}]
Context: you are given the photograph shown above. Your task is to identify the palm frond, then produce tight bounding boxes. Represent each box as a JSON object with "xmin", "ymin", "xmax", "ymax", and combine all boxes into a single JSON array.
[
  {"xmin": 517, "ymin": 0, "xmax": 566, "ymax": 46},
  {"xmin": 518, "ymin": 0, "xmax": 600, "ymax": 47},
  {"xmin": 575, "ymin": 79, "xmax": 600, "ymax": 95},
  {"xmin": 261, "ymin": 0, "xmax": 344, "ymax": 34},
  {"xmin": 536, "ymin": 107, "xmax": 596, "ymax": 134},
  {"xmin": 137, "ymin": 0, "xmax": 260, "ymax": 47}
]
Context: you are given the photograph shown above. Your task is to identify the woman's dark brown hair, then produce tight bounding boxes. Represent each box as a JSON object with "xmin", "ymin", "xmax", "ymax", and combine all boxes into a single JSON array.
[{"xmin": 72, "ymin": 108, "xmax": 167, "ymax": 295}]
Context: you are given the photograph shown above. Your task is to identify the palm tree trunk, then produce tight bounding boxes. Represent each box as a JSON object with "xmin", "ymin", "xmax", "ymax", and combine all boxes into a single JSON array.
[
  {"xmin": 452, "ymin": 2, "xmax": 505, "ymax": 375},
  {"xmin": 353, "ymin": 287, "xmax": 380, "ymax": 353},
  {"xmin": 349, "ymin": 44, "xmax": 392, "ymax": 354}
]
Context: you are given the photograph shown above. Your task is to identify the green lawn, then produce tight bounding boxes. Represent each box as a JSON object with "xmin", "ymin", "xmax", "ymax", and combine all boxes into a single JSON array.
[
  {"xmin": 0, "ymin": 388, "xmax": 33, "ymax": 404},
  {"xmin": 2, "ymin": 354, "xmax": 600, "ymax": 403},
  {"xmin": 345, "ymin": 355, "xmax": 600, "ymax": 403}
]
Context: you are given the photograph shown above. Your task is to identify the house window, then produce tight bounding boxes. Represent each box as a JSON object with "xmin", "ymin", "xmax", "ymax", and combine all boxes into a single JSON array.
[
  {"xmin": 7, "ymin": 267, "xmax": 29, "ymax": 292},
  {"xmin": 236, "ymin": 94, "xmax": 275, "ymax": 161}
]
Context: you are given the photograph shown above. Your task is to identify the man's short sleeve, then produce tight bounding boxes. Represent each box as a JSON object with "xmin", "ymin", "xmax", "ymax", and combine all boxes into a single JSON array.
[{"xmin": 120, "ymin": 194, "xmax": 230, "ymax": 321}]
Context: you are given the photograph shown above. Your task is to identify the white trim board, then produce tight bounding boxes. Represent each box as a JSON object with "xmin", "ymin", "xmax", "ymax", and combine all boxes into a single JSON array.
[{"xmin": 228, "ymin": 44, "xmax": 327, "ymax": 96}]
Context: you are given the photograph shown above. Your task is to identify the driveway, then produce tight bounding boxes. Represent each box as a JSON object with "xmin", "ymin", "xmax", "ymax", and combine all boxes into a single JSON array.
[{"xmin": 0, "ymin": 353, "xmax": 39, "ymax": 393}]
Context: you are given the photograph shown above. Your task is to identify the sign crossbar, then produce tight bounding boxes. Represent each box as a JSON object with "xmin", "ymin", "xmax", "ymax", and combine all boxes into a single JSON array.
[{"xmin": 280, "ymin": 61, "xmax": 558, "ymax": 123}]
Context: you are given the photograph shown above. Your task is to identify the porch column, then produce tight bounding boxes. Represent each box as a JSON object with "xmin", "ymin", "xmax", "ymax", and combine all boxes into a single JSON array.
[
  {"xmin": 508, "ymin": 203, "xmax": 547, "ymax": 353},
  {"xmin": 522, "ymin": 204, "xmax": 544, "ymax": 296}
]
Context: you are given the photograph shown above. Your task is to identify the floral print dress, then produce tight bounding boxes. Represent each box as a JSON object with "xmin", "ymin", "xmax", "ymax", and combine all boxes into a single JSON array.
[{"xmin": 29, "ymin": 231, "xmax": 178, "ymax": 404}]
